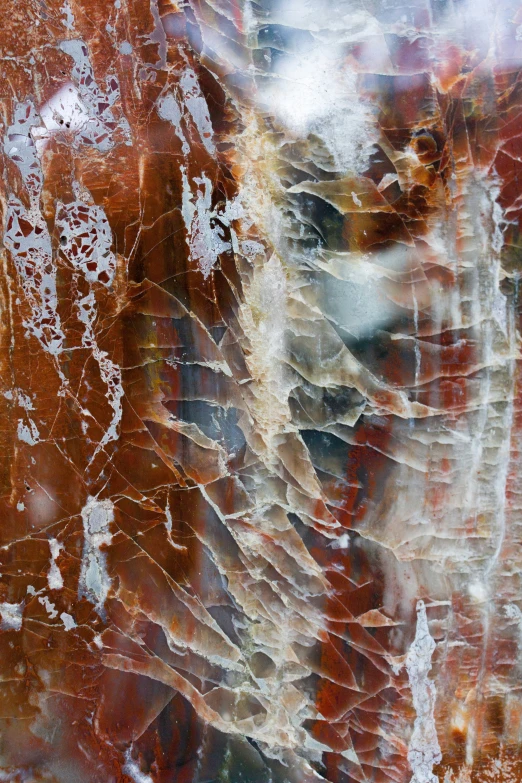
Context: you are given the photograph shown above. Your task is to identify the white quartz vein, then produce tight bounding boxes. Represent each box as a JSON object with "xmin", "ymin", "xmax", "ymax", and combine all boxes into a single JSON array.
[{"xmin": 406, "ymin": 600, "xmax": 441, "ymax": 783}]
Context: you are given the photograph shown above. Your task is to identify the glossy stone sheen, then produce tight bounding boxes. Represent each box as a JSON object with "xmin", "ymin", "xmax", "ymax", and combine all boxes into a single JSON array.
[{"xmin": 0, "ymin": 0, "xmax": 521, "ymax": 781}]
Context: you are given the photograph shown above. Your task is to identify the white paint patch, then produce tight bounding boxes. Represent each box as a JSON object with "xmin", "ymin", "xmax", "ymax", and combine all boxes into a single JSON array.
[
  {"xmin": 0, "ymin": 602, "xmax": 23, "ymax": 631},
  {"xmin": 79, "ymin": 498, "xmax": 114, "ymax": 612},
  {"xmin": 406, "ymin": 600, "xmax": 441, "ymax": 783},
  {"xmin": 47, "ymin": 538, "xmax": 64, "ymax": 590}
]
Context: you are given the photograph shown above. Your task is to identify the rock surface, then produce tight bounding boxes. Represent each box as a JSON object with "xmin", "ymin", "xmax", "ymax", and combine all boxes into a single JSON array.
[{"xmin": 0, "ymin": 0, "xmax": 521, "ymax": 780}]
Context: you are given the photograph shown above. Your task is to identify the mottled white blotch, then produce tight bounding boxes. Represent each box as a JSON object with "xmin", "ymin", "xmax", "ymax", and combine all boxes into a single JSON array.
[
  {"xmin": 157, "ymin": 93, "xmax": 189, "ymax": 154},
  {"xmin": 179, "ymin": 69, "xmax": 215, "ymax": 154},
  {"xmin": 17, "ymin": 419, "xmax": 40, "ymax": 446},
  {"xmin": 61, "ymin": 0, "xmax": 75, "ymax": 30},
  {"xmin": 407, "ymin": 600, "xmax": 441, "ymax": 783},
  {"xmin": 47, "ymin": 538, "xmax": 64, "ymax": 590},
  {"xmin": 77, "ymin": 292, "xmax": 123, "ymax": 454},
  {"xmin": 56, "ymin": 193, "xmax": 116, "ymax": 286},
  {"xmin": 4, "ymin": 102, "xmax": 65, "ymax": 357},
  {"xmin": 61, "ymin": 612, "xmax": 77, "ymax": 630},
  {"xmin": 180, "ymin": 168, "xmax": 242, "ymax": 278},
  {"xmin": 79, "ymin": 498, "xmax": 114, "ymax": 612},
  {"xmin": 55, "ymin": 182, "xmax": 123, "ymax": 453},
  {"xmin": 123, "ymin": 748, "xmax": 154, "ymax": 783},
  {"xmin": 165, "ymin": 498, "xmax": 172, "ymax": 535},
  {"xmin": 39, "ymin": 595, "xmax": 58, "ymax": 619},
  {"xmin": 59, "ymin": 39, "xmax": 131, "ymax": 149},
  {"xmin": 263, "ymin": 43, "xmax": 375, "ymax": 173},
  {"xmin": 0, "ymin": 602, "xmax": 23, "ymax": 631}
]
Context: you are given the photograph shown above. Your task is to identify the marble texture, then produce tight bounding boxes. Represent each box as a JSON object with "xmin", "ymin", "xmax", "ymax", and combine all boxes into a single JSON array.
[{"xmin": 0, "ymin": 0, "xmax": 522, "ymax": 781}]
